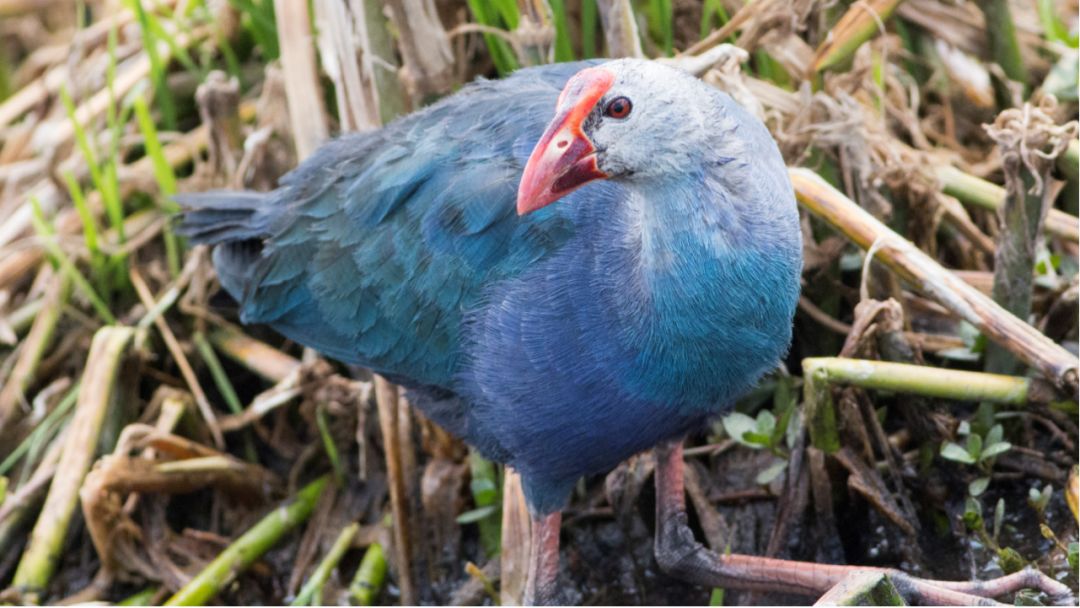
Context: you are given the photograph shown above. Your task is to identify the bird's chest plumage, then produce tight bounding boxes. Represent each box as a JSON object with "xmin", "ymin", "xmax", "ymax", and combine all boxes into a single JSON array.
[{"xmin": 455, "ymin": 186, "xmax": 800, "ymax": 511}]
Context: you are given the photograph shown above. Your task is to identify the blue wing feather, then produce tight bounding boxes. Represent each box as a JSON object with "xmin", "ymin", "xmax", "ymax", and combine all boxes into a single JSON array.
[{"xmin": 189, "ymin": 61, "xmax": 599, "ymax": 388}]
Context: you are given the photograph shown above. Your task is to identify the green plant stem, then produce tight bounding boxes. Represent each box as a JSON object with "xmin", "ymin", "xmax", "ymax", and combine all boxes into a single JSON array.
[
  {"xmin": 193, "ymin": 331, "xmax": 257, "ymax": 461},
  {"xmin": 29, "ymin": 198, "xmax": 116, "ymax": 324},
  {"xmin": 936, "ymin": 166, "xmax": 1078, "ymax": 241},
  {"xmin": 118, "ymin": 587, "xmax": 159, "ymax": 606},
  {"xmin": 315, "ymin": 406, "xmax": 345, "ymax": 485},
  {"xmin": 803, "ymin": 357, "xmax": 1032, "ymax": 451},
  {"xmin": 12, "ymin": 326, "xmax": 133, "ymax": 599},
  {"xmin": 133, "ymin": 94, "xmax": 180, "ymax": 277},
  {"xmin": 977, "ymin": 0, "xmax": 1029, "ymax": 91},
  {"xmin": 291, "ymin": 522, "xmax": 359, "ymax": 606},
  {"xmin": 805, "ymin": 358, "xmax": 1031, "ymax": 403},
  {"xmin": 165, "ymin": 476, "xmax": 329, "ymax": 606},
  {"xmin": 348, "ymin": 543, "xmax": 387, "ymax": 605},
  {"xmin": 468, "ymin": 450, "xmax": 501, "ymax": 558}
]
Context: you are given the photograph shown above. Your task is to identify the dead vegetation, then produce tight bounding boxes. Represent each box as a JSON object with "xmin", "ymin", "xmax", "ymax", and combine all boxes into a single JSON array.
[{"xmin": 0, "ymin": 0, "xmax": 1077, "ymax": 605}]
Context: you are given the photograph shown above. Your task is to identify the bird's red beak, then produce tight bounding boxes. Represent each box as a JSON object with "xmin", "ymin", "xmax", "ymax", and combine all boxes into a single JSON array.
[{"xmin": 517, "ymin": 68, "xmax": 615, "ymax": 215}]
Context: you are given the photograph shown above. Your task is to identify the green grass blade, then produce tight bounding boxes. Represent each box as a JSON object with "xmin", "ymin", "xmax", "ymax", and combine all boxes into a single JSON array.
[
  {"xmin": 549, "ymin": 0, "xmax": 575, "ymax": 61},
  {"xmin": 131, "ymin": 0, "xmax": 177, "ymax": 129},
  {"xmin": 581, "ymin": 0, "xmax": 598, "ymax": 58},
  {"xmin": 29, "ymin": 197, "xmax": 116, "ymax": 324},
  {"xmin": 466, "ymin": 0, "xmax": 519, "ymax": 75}
]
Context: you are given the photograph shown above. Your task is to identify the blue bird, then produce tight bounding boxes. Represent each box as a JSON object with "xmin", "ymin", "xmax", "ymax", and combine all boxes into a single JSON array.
[{"xmin": 180, "ymin": 58, "xmax": 802, "ymax": 603}]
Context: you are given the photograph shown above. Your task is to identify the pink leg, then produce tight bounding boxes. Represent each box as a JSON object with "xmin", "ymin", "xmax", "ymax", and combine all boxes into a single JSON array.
[
  {"xmin": 523, "ymin": 511, "xmax": 562, "ymax": 606},
  {"xmin": 653, "ymin": 440, "xmax": 1074, "ymax": 605}
]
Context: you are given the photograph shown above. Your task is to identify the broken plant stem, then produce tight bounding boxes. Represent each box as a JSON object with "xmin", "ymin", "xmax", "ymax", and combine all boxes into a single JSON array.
[
  {"xmin": 349, "ymin": 542, "xmax": 387, "ymax": 605},
  {"xmin": 291, "ymin": 522, "xmax": 359, "ymax": 606},
  {"xmin": 164, "ymin": 475, "xmax": 330, "ymax": 606},
  {"xmin": 11, "ymin": 326, "xmax": 133, "ymax": 600},
  {"xmin": 791, "ymin": 168, "xmax": 1078, "ymax": 396},
  {"xmin": 811, "ymin": 0, "xmax": 904, "ymax": 74},
  {"xmin": 815, "ymin": 571, "xmax": 906, "ymax": 605},
  {"xmin": 802, "ymin": 357, "xmax": 1035, "ymax": 452},
  {"xmin": 0, "ymin": 272, "xmax": 69, "ymax": 429}
]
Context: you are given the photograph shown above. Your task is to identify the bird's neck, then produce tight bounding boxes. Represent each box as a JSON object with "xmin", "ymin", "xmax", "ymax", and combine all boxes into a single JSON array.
[{"xmin": 589, "ymin": 168, "xmax": 802, "ymax": 407}]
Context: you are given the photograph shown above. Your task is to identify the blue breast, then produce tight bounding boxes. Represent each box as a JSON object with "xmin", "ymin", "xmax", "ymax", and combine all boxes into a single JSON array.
[{"xmin": 456, "ymin": 172, "xmax": 801, "ymax": 513}]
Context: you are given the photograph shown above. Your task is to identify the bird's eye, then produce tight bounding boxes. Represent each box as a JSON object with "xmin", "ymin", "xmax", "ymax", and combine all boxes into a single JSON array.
[{"xmin": 604, "ymin": 96, "xmax": 632, "ymax": 119}]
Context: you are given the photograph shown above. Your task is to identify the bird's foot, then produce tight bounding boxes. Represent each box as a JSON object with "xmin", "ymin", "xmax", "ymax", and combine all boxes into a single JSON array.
[{"xmin": 653, "ymin": 440, "xmax": 1075, "ymax": 606}]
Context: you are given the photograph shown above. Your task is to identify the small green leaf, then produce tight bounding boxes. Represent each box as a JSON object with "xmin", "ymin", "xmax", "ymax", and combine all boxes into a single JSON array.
[
  {"xmin": 963, "ymin": 497, "xmax": 983, "ymax": 530},
  {"xmin": 755, "ymin": 459, "xmax": 787, "ymax": 485},
  {"xmin": 456, "ymin": 505, "xmax": 498, "ymax": 525},
  {"xmin": 941, "ymin": 442, "xmax": 977, "ymax": 464},
  {"xmin": 742, "ymin": 432, "xmax": 772, "ymax": 447},
  {"xmin": 985, "ymin": 424, "xmax": 1003, "ymax": 447},
  {"xmin": 785, "ymin": 408, "xmax": 802, "ymax": 451},
  {"xmin": 966, "ymin": 433, "xmax": 983, "ymax": 460},
  {"xmin": 1067, "ymin": 542, "xmax": 1078, "ymax": 571},
  {"xmin": 756, "ymin": 410, "xmax": 776, "ymax": 436},
  {"xmin": 722, "ymin": 413, "xmax": 760, "ymax": 448},
  {"xmin": 969, "ymin": 477, "xmax": 990, "ymax": 497},
  {"xmin": 1028, "ymin": 485, "xmax": 1052, "ymax": 515},
  {"xmin": 979, "ymin": 442, "xmax": 1012, "ymax": 461}
]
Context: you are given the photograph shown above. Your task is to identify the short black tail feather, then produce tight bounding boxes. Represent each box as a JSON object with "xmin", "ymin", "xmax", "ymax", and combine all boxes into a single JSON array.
[
  {"xmin": 175, "ymin": 191, "xmax": 273, "ymax": 302},
  {"xmin": 174, "ymin": 191, "xmax": 271, "ymax": 245}
]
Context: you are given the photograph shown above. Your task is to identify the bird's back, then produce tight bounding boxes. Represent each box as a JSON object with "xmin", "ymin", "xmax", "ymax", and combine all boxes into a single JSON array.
[{"xmin": 179, "ymin": 61, "xmax": 598, "ymax": 390}]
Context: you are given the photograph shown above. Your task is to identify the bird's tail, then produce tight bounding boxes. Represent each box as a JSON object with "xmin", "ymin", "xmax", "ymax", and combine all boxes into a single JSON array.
[
  {"xmin": 175, "ymin": 191, "xmax": 272, "ymax": 301},
  {"xmin": 175, "ymin": 191, "xmax": 270, "ymax": 244}
]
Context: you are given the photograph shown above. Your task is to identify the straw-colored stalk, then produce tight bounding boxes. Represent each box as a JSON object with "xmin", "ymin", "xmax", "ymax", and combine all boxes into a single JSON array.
[
  {"xmin": 499, "ymin": 468, "xmax": 532, "ymax": 605},
  {"xmin": 383, "ymin": 0, "xmax": 455, "ymax": 98},
  {"xmin": 274, "ymin": 0, "xmax": 329, "ymax": 160},
  {"xmin": 209, "ymin": 326, "xmax": 301, "ymax": 384},
  {"xmin": 595, "ymin": 0, "xmax": 644, "ymax": 58},
  {"xmin": 11, "ymin": 326, "xmax": 133, "ymax": 600}
]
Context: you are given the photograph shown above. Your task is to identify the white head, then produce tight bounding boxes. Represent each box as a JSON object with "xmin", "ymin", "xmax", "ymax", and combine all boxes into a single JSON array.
[{"xmin": 517, "ymin": 59, "xmax": 744, "ymax": 215}]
